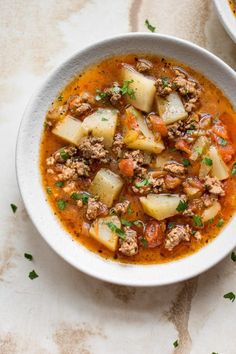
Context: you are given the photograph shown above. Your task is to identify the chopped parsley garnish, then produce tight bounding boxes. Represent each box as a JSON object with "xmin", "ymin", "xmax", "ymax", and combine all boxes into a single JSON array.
[
  {"xmin": 167, "ymin": 222, "xmax": 175, "ymax": 230},
  {"xmin": 140, "ymin": 237, "xmax": 148, "ymax": 248},
  {"xmin": 71, "ymin": 192, "xmax": 89, "ymax": 205},
  {"xmin": 59, "ymin": 148, "xmax": 69, "ymax": 160},
  {"xmin": 46, "ymin": 187, "xmax": 52, "ymax": 194},
  {"xmin": 127, "ymin": 205, "xmax": 133, "ymax": 215},
  {"xmin": 186, "ymin": 129, "xmax": 194, "ymax": 135},
  {"xmin": 173, "ymin": 340, "xmax": 179, "ymax": 348},
  {"xmin": 145, "ymin": 19, "xmax": 156, "ymax": 32},
  {"xmin": 231, "ymin": 162, "xmax": 236, "ymax": 176},
  {"xmin": 29, "ymin": 270, "xmax": 38, "ymax": 280},
  {"xmin": 182, "ymin": 158, "xmax": 191, "ymax": 167},
  {"xmin": 121, "ymin": 219, "xmax": 142, "ymax": 228},
  {"xmin": 208, "ymin": 218, "xmax": 214, "ymax": 224},
  {"xmin": 95, "ymin": 89, "xmax": 108, "ymax": 101},
  {"xmin": 218, "ymin": 137, "xmax": 228, "ymax": 146},
  {"xmin": 203, "ymin": 157, "xmax": 213, "ymax": 166},
  {"xmin": 176, "ymin": 200, "xmax": 188, "ymax": 212},
  {"xmin": 106, "ymin": 222, "xmax": 126, "ymax": 240},
  {"xmin": 121, "ymin": 80, "xmax": 136, "ymax": 99},
  {"xmin": 224, "ymin": 291, "xmax": 235, "ymax": 302},
  {"xmin": 216, "ymin": 218, "xmax": 224, "ymax": 228},
  {"xmin": 195, "ymin": 146, "xmax": 203, "ymax": 155},
  {"xmin": 193, "ymin": 215, "xmax": 203, "ymax": 227},
  {"xmin": 10, "ymin": 203, "xmax": 17, "ymax": 214},
  {"xmin": 57, "ymin": 199, "xmax": 67, "ymax": 210},
  {"xmin": 231, "ymin": 251, "xmax": 236, "ymax": 262},
  {"xmin": 55, "ymin": 181, "xmax": 64, "ymax": 188},
  {"xmin": 101, "ymin": 117, "xmax": 108, "ymax": 121},
  {"xmin": 57, "ymin": 95, "xmax": 63, "ymax": 101},
  {"xmin": 135, "ymin": 178, "xmax": 150, "ymax": 188},
  {"xmin": 161, "ymin": 77, "xmax": 170, "ymax": 88},
  {"xmin": 24, "ymin": 253, "xmax": 33, "ymax": 261}
]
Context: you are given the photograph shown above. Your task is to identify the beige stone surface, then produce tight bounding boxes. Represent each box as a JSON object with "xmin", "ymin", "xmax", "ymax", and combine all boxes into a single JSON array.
[{"xmin": 0, "ymin": 1, "xmax": 236, "ymax": 353}]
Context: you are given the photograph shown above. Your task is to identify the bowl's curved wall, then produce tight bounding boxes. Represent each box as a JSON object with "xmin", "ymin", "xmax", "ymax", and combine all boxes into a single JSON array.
[{"xmin": 16, "ymin": 33, "xmax": 236, "ymax": 286}]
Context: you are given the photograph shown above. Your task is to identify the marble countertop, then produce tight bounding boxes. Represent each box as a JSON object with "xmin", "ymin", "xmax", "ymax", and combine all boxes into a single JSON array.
[{"xmin": 1, "ymin": 1, "xmax": 236, "ymax": 353}]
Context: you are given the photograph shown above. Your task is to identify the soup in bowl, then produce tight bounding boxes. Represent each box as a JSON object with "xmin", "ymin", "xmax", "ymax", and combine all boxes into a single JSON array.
[{"xmin": 17, "ymin": 34, "xmax": 236, "ymax": 286}]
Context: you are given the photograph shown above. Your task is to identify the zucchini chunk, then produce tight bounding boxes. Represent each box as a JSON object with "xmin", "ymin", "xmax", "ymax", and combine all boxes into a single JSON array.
[
  {"xmin": 208, "ymin": 146, "xmax": 229, "ymax": 181},
  {"xmin": 123, "ymin": 106, "xmax": 164, "ymax": 154},
  {"xmin": 52, "ymin": 115, "xmax": 85, "ymax": 144},
  {"xmin": 121, "ymin": 64, "xmax": 156, "ymax": 112},
  {"xmin": 89, "ymin": 168, "xmax": 124, "ymax": 207},
  {"xmin": 81, "ymin": 108, "xmax": 118, "ymax": 148},
  {"xmin": 89, "ymin": 215, "xmax": 120, "ymax": 251},
  {"xmin": 140, "ymin": 193, "xmax": 182, "ymax": 220},
  {"xmin": 156, "ymin": 92, "xmax": 188, "ymax": 125}
]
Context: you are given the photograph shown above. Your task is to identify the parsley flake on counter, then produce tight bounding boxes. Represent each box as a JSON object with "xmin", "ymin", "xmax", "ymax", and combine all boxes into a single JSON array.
[
  {"xmin": 203, "ymin": 157, "xmax": 213, "ymax": 166},
  {"xmin": 173, "ymin": 340, "xmax": 179, "ymax": 348},
  {"xmin": 231, "ymin": 251, "xmax": 236, "ymax": 262},
  {"xmin": 57, "ymin": 199, "xmax": 67, "ymax": 210},
  {"xmin": 24, "ymin": 253, "xmax": 33, "ymax": 261},
  {"xmin": 145, "ymin": 19, "xmax": 156, "ymax": 32},
  {"xmin": 106, "ymin": 222, "xmax": 125, "ymax": 240},
  {"xmin": 223, "ymin": 292, "xmax": 235, "ymax": 302},
  {"xmin": 71, "ymin": 192, "xmax": 89, "ymax": 204},
  {"xmin": 231, "ymin": 162, "xmax": 236, "ymax": 176},
  {"xmin": 10, "ymin": 203, "xmax": 17, "ymax": 214},
  {"xmin": 176, "ymin": 200, "xmax": 188, "ymax": 212},
  {"xmin": 193, "ymin": 215, "xmax": 203, "ymax": 227},
  {"xmin": 29, "ymin": 270, "xmax": 38, "ymax": 280}
]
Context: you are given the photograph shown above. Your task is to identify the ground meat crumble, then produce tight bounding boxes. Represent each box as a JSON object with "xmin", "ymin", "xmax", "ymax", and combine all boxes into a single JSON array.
[{"xmin": 119, "ymin": 227, "xmax": 138, "ymax": 256}]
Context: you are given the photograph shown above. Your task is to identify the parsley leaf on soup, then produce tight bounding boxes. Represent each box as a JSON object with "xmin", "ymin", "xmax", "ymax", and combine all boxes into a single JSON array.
[
  {"xmin": 106, "ymin": 222, "xmax": 126, "ymax": 240},
  {"xmin": 145, "ymin": 19, "xmax": 156, "ymax": 32},
  {"xmin": 71, "ymin": 192, "xmax": 89, "ymax": 205},
  {"xmin": 216, "ymin": 218, "xmax": 224, "ymax": 228},
  {"xmin": 218, "ymin": 137, "xmax": 227, "ymax": 146},
  {"xmin": 223, "ymin": 292, "xmax": 235, "ymax": 302},
  {"xmin": 121, "ymin": 80, "xmax": 136, "ymax": 99},
  {"xmin": 231, "ymin": 162, "xmax": 236, "ymax": 176},
  {"xmin": 59, "ymin": 148, "xmax": 69, "ymax": 161},
  {"xmin": 95, "ymin": 89, "xmax": 108, "ymax": 101},
  {"xmin": 173, "ymin": 340, "xmax": 179, "ymax": 348},
  {"xmin": 203, "ymin": 157, "xmax": 213, "ymax": 166},
  {"xmin": 57, "ymin": 199, "xmax": 67, "ymax": 210},
  {"xmin": 135, "ymin": 178, "xmax": 150, "ymax": 188},
  {"xmin": 55, "ymin": 181, "xmax": 64, "ymax": 188},
  {"xmin": 182, "ymin": 158, "xmax": 191, "ymax": 167},
  {"xmin": 140, "ymin": 237, "xmax": 148, "ymax": 248},
  {"xmin": 176, "ymin": 200, "xmax": 188, "ymax": 212},
  {"xmin": 193, "ymin": 215, "xmax": 203, "ymax": 227}
]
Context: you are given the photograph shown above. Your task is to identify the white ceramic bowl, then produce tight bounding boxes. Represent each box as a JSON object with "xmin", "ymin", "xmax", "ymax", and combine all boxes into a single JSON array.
[
  {"xmin": 16, "ymin": 33, "xmax": 236, "ymax": 286},
  {"xmin": 214, "ymin": 0, "xmax": 236, "ymax": 43}
]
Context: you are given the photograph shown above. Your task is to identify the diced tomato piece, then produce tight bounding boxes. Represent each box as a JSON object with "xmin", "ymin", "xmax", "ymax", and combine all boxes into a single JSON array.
[
  {"xmin": 149, "ymin": 115, "xmax": 168, "ymax": 137},
  {"xmin": 144, "ymin": 221, "xmax": 164, "ymax": 248},
  {"xmin": 175, "ymin": 139, "xmax": 192, "ymax": 155},
  {"xmin": 118, "ymin": 159, "xmax": 135, "ymax": 177},
  {"xmin": 126, "ymin": 112, "xmax": 139, "ymax": 131},
  {"xmin": 218, "ymin": 144, "xmax": 235, "ymax": 163}
]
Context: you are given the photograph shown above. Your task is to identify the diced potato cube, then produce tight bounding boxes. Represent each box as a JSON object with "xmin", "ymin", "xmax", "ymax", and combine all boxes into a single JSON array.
[
  {"xmin": 140, "ymin": 194, "xmax": 182, "ymax": 220},
  {"xmin": 190, "ymin": 136, "xmax": 209, "ymax": 161},
  {"xmin": 202, "ymin": 201, "xmax": 221, "ymax": 222},
  {"xmin": 153, "ymin": 151, "xmax": 173, "ymax": 169},
  {"xmin": 208, "ymin": 146, "xmax": 229, "ymax": 181},
  {"xmin": 89, "ymin": 168, "xmax": 124, "ymax": 207},
  {"xmin": 81, "ymin": 108, "xmax": 118, "ymax": 148},
  {"xmin": 52, "ymin": 115, "xmax": 85, "ymax": 144},
  {"xmin": 123, "ymin": 106, "xmax": 165, "ymax": 154},
  {"xmin": 121, "ymin": 64, "xmax": 156, "ymax": 112},
  {"xmin": 156, "ymin": 92, "xmax": 188, "ymax": 125},
  {"xmin": 89, "ymin": 216, "xmax": 120, "ymax": 251}
]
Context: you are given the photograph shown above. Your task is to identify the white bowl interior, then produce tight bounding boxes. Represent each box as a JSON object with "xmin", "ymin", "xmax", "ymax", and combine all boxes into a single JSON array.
[
  {"xmin": 16, "ymin": 33, "xmax": 236, "ymax": 286},
  {"xmin": 214, "ymin": 0, "xmax": 236, "ymax": 43}
]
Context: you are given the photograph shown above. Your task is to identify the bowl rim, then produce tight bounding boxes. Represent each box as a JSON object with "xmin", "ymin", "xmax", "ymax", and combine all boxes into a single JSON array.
[
  {"xmin": 214, "ymin": 0, "xmax": 236, "ymax": 43},
  {"xmin": 16, "ymin": 32, "xmax": 236, "ymax": 286}
]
